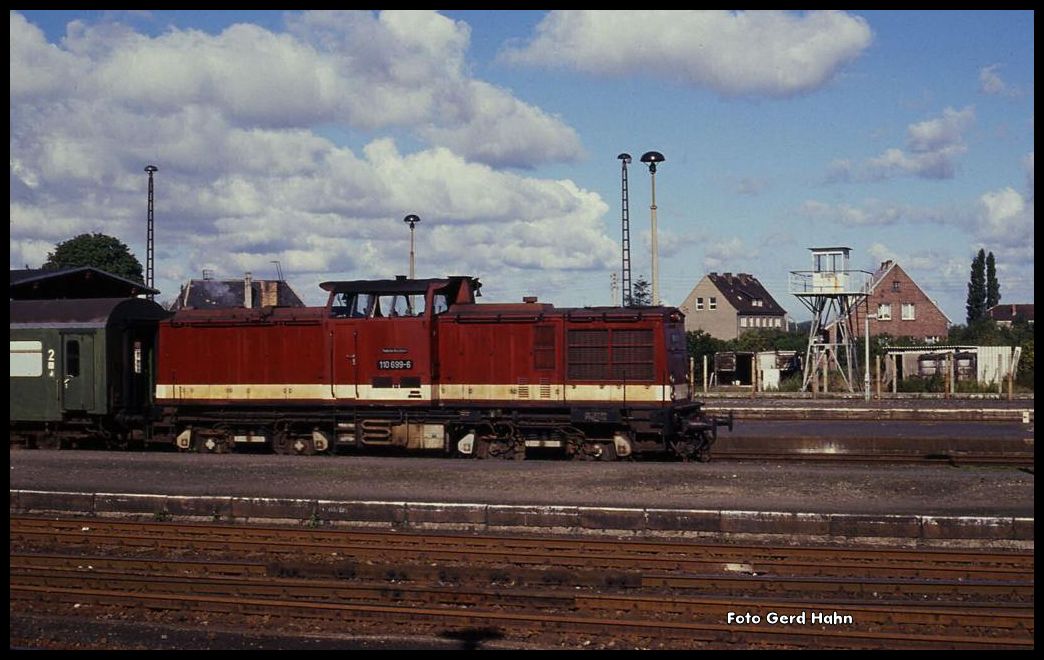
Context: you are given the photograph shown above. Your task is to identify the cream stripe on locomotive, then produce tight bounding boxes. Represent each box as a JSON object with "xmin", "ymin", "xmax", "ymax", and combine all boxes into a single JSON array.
[{"xmin": 156, "ymin": 383, "xmax": 686, "ymax": 403}]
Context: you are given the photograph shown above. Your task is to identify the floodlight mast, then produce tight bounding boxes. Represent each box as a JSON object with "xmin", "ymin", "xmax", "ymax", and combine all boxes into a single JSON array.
[
  {"xmin": 403, "ymin": 214, "xmax": 421, "ymax": 280},
  {"xmin": 640, "ymin": 151, "xmax": 665, "ymax": 305}
]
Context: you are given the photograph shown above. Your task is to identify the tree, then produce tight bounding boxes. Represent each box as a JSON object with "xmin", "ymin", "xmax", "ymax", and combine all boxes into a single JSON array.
[
  {"xmin": 43, "ymin": 233, "xmax": 144, "ymax": 283},
  {"xmin": 985, "ymin": 251, "xmax": 1001, "ymax": 309},
  {"xmin": 965, "ymin": 249, "xmax": 986, "ymax": 324},
  {"xmin": 630, "ymin": 277, "xmax": 652, "ymax": 306}
]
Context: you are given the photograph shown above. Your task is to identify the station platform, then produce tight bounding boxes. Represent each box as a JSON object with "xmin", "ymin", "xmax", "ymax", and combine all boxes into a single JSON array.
[{"xmin": 9, "ymin": 450, "xmax": 1033, "ymax": 548}]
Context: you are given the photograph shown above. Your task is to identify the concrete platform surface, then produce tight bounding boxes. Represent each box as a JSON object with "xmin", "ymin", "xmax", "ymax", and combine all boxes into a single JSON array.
[{"xmin": 6, "ymin": 450, "xmax": 1031, "ymax": 516}]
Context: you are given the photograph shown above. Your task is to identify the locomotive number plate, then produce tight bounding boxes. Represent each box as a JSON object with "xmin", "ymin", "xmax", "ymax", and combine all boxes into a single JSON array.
[{"xmin": 377, "ymin": 359, "xmax": 413, "ymax": 370}]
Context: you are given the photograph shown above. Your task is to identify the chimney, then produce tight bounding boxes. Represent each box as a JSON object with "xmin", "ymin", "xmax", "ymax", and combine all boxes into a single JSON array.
[
  {"xmin": 244, "ymin": 272, "xmax": 253, "ymax": 308},
  {"xmin": 262, "ymin": 280, "xmax": 279, "ymax": 307}
]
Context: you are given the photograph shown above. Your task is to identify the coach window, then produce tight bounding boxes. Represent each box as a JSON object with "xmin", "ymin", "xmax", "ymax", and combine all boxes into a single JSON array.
[
  {"xmin": 65, "ymin": 340, "xmax": 80, "ymax": 377},
  {"xmin": 10, "ymin": 340, "xmax": 43, "ymax": 377}
]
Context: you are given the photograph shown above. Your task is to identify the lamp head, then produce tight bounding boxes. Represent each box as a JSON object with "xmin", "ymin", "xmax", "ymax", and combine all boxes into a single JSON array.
[
  {"xmin": 617, "ymin": 153, "xmax": 632, "ymax": 164},
  {"xmin": 640, "ymin": 151, "xmax": 665, "ymax": 173},
  {"xmin": 403, "ymin": 214, "xmax": 420, "ymax": 228}
]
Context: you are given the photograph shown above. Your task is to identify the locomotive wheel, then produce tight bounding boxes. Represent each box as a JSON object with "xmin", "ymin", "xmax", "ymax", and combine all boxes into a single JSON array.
[
  {"xmin": 596, "ymin": 442, "xmax": 617, "ymax": 462},
  {"xmin": 288, "ymin": 436, "xmax": 316, "ymax": 456},
  {"xmin": 272, "ymin": 433, "xmax": 292, "ymax": 455},
  {"xmin": 578, "ymin": 442, "xmax": 616, "ymax": 461},
  {"xmin": 198, "ymin": 435, "xmax": 230, "ymax": 454},
  {"xmin": 477, "ymin": 438, "xmax": 521, "ymax": 460}
]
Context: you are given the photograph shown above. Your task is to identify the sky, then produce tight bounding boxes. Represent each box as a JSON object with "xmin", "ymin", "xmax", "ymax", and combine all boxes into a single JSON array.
[{"xmin": 10, "ymin": 10, "xmax": 1034, "ymax": 323}]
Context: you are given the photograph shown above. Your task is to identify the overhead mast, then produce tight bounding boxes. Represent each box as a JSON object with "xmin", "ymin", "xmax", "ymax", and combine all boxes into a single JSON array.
[{"xmin": 618, "ymin": 153, "xmax": 633, "ymax": 306}]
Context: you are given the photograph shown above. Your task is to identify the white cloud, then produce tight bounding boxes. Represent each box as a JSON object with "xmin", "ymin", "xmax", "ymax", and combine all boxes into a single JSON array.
[
  {"xmin": 9, "ymin": 10, "xmax": 610, "ymax": 304},
  {"xmin": 11, "ymin": 10, "xmax": 581, "ymax": 168},
  {"xmin": 799, "ymin": 199, "xmax": 904, "ymax": 226},
  {"xmin": 978, "ymin": 64, "xmax": 1022, "ymax": 97},
  {"xmin": 1023, "ymin": 152, "xmax": 1034, "ymax": 199},
  {"xmin": 702, "ymin": 238, "xmax": 747, "ymax": 271},
  {"xmin": 977, "ymin": 187, "xmax": 1033, "ymax": 250},
  {"xmin": 501, "ymin": 10, "xmax": 872, "ymax": 98},
  {"xmin": 832, "ymin": 106, "xmax": 975, "ymax": 182},
  {"xmin": 906, "ymin": 106, "xmax": 976, "ymax": 153}
]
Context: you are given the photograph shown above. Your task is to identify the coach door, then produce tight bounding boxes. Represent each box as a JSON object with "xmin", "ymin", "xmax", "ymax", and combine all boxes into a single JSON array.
[{"xmin": 61, "ymin": 333, "xmax": 95, "ymax": 412}]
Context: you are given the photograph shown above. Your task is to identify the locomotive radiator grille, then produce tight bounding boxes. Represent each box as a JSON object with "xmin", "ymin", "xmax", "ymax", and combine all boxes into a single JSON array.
[{"xmin": 567, "ymin": 328, "xmax": 653, "ymax": 381}]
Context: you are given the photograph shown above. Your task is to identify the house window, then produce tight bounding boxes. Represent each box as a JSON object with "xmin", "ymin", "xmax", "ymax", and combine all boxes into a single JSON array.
[
  {"xmin": 696, "ymin": 297, "xmax": 704, "ymax": 310},
  {"xmin": 753, "ymin": 298, "xmax": 763, "ymax": 307},
  {"xmin": 924, "ymin": 336, "xmax": 940, "ymax": 345},
  {"xmin": 774, "ymin": 318, "xmax": 781, "ymax": 328},
  {"xmin": 892, "ymin": 281, "xmax": 901, "ymax": 292},
  {"xmin": 740, "ymin": 317, "xmax": 748, "ymax": 328},
  {"xmin": 877, "ymin": 303, "xmax": 891, "ymax": 320},
  {"xmin": 902, "ymin": 303, "xmax": 915, "ymax": 320},
  {"xmin": 709, "ymin": 297, "xmax": 717, "ymax": 310}
]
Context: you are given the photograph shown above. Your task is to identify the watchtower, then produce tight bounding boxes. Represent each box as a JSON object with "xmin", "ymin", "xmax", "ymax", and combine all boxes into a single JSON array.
[{"xmin": 789, "ymin": 247, "xmax": 871, "ymax": 392}]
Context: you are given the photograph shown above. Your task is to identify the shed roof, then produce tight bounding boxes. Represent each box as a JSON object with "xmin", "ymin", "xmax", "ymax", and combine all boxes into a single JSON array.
[{"xmin": 9, "ymin": 267, "xmax": 158, "ymax": 300}]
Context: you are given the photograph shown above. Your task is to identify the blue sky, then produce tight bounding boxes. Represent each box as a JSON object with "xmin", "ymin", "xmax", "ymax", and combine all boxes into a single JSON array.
[{"xmin": 10, "ymin": 11, "xmax": 1034, "ymax": 323}]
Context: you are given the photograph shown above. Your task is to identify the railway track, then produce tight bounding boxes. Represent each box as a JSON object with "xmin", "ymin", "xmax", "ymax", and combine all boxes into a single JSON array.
[
  {"xmin": 10, "ymin": 516, "xmax": 1034, "ymax": 649},
  {"xmin": 712, "ymin": 450, "xmax": 1034, "ymax": 466}
]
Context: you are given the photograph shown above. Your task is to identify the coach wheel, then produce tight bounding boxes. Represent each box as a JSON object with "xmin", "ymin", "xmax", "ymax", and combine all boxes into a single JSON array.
[{"xmin": 34, "ymin": 435, "xmax": 62, "ymax": 450}]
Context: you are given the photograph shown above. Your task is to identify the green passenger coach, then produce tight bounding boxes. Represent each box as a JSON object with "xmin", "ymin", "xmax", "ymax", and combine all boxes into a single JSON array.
[{"xmin": 10, "ymin": 297, "xmax": 169, "ymax": 449}]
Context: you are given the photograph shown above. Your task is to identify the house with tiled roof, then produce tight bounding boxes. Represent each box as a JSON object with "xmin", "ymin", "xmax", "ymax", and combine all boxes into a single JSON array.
[
  {"xmin": 170, "ymin": 276, "xmax": 304, "ymax": 311},
  {"xmin": 987, "ymin": 303, "xmax": 1034, "ymax": 327},
  {"xmin": 678, "ymin": 272, "xmax": 788, "ymax": 340},
  {"xmin": 847, "ymin": 260, "xmax": 950, "ymax": 343}
]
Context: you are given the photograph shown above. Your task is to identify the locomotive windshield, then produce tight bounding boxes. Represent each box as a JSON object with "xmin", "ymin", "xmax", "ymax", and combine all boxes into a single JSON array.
[{"xmin": 330, "ymin": 292, "xmax": 427, "ymax": 318}]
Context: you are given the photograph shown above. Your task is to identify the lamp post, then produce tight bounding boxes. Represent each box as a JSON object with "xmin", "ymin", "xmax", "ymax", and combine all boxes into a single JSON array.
[
  {"xmin": 403, "ymin": 214, "xmax": 420, "ymax": 280},
  {"xmin": 864, "ymin": 293, "xmax": 876, "ymax": 401},
  {"xmin": 640, "ymin": 151, "xmax": 665, "ymax": 305}
]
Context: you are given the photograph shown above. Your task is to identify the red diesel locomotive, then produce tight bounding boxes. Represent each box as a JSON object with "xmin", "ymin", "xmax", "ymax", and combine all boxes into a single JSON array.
[{"xmin": 154, "ymin": 275, "xmax": 731, "ymax": 460}]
